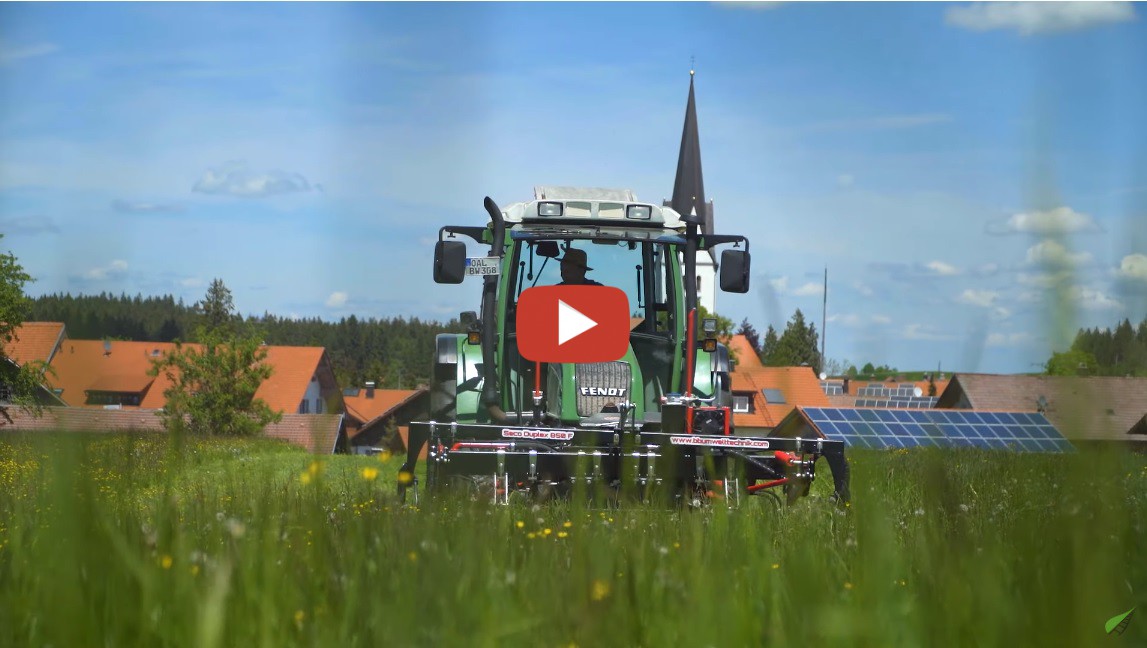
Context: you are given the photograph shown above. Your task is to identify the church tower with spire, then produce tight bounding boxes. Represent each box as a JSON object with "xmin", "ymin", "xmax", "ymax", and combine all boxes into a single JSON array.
[{"xmin": 664, "ymin": 68, "xmax": 718, "ymax": 314}]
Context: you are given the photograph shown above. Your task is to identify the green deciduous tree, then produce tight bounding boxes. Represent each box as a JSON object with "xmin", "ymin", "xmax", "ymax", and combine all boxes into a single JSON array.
[
  {"xmin": 0, "ymin": 235, "xmax": 53, "ymax": 416},
  {"xmin": 150, "ymin": 280, "xmax": 281, "ymax": 437},
  {"xmin": 1045, "ymin": 349, "xmax": 1099, "ymax": 377}
]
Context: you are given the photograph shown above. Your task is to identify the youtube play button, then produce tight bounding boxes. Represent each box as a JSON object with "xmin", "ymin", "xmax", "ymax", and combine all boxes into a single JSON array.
[{"xmin": 517, "ymin": 286, "xmax": 630, "ymax": 363}]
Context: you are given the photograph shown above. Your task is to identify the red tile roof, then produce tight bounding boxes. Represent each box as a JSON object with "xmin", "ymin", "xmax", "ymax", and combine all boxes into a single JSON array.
[
  {"xmin": 263, "ymin": 414, "xmax": 344, "ymax": 454},
  {"xmin": 344, "ymin": 388, "xmax": 424, "ymax": 430},
  {"xmin": 3, "ymin": 322, "xmax": 65, "ymax": 366},
  {"xmin": 46, "ymin": 339, "xmax": 333, "ymax": 414},
  {"xmin": 725, "ymin": 335, "xmax": 829, "ymax": 431},
  {"xmin": 938, "ymin": 373, "xmax": 1147, "ymax": 441},
  {"xmin": 0, "ymin": 406, "xmax": 343, "ymax": 453}
]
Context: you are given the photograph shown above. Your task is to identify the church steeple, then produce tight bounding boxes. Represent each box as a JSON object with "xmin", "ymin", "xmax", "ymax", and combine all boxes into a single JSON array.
[{"xmin": 670, "ymin": 69, "xmax": 712, "ymax": 235}]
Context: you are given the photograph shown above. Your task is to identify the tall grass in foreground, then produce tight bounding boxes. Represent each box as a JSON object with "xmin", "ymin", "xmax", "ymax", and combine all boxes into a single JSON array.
[{"xmin": 1, "ymin": 432, "xmax": 1145, "ymax": 647}]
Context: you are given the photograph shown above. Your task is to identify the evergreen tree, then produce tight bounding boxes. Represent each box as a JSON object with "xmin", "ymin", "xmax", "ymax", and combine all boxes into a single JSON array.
[
  {"xmin": 769, "ymin": 309, "xmax": 822, "ymax": 372},
  {"xmin": 735, "ymin": 318, "xmax": 761, "ymax": 353},
  {"xmin": 761, "ymin": 325, "xmax": 779, "ymax": 365}
]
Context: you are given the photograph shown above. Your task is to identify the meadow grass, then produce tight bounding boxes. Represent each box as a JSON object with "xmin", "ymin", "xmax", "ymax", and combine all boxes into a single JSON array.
[{"xmin": 1, "ymin": 432, "xmax": 1145, "ymax": 647}]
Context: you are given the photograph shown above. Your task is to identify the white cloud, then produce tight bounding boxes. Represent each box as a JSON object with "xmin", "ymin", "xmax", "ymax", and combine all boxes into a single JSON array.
[
  {"xmin": 1115, "ymin": 253, "xmax": 1147, "ymax": 282},
  {"xmin": 956, "ymin": 289, "xmax": 999, "ymax": 308},
  {"xmin": 992, "ymin": 307, "xmax": 1012, "ymax": 321},
  {"xmin": 926, "ymin": 260, "xmax": 960, "ymax": 276},
  {"xmin": 903, "ymin": 324, "xmax": 956, "ymax": 342},
  {"xmin": 1025, "ymin": 239, "xmax": 1093, "ymax": 268},
  {"xmin": 180, "ymin": 277, "xmax": 204, "ymax": 288},
  {"xmin": 792, "ymin": 282, "xmax": 823, "ymax": 297},
  {"xmin": 993, "ymin": 206, "xmax": 1099, "ymax": 235},
  {"xmin": 987, "ymin": 332, "xmax": 1032, "ymax": 347},
  {"xmin": 975, "ymin": 262, "xmax": 1000, "ymax": 277},
  {"xmin": 837, "ymin": 173, "xmax": 855, "ymax": 188},
  {"xmin": 871, "ymin": 315, "xmax": 892, "ymax": 325},
  {"xmin": 945, "ymin": 2, "xmax": 1135, "ymax": 35},
  {"xmin": 1018, "ymin": 271, "xmax": 1074, "ymax": 288},
  {"xmin": 326, "ymin": 291, "xmax": 349, "ymax": 308},
  {"xmin": 1071, "ymin": 287, "xmax": 1123, "ymax": 311},
  {"xmin": 192, "ymin": 160, "xmax": 316, "ymax": 198},
  {"xmin": 82, "ymin": 259, "xmax": 129, "ymax": 281},
  {"xmin": 769, "ymin": 276, "xmax": 789, "ymax": 293},
  {"xmin": 852, "ymin": 281, "xmax": 874, "ymax": 297},
  {"xmin": 0, "ymin": 41, "xmax": 59, "ymax": 65},
  {"xmin": 111, "ymin": 199, "xmax": 184, "ymax": 214},
  {"xmin": 828, "ymin": 313, "xmax": 862, "ymax": 327}
]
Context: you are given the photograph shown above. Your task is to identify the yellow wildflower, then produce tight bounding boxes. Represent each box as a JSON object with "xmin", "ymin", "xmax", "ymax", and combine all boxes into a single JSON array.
[
  {"xmin": 516, "ymin": 521, "xmax": 525, "ymax": 529},
  {"xmin": 407, "ymin": 551, "xmax": 418, "ymax": 562},
  {"xmin": 591, "ymin": 579, "xmax": 611, "ymax": 602},
  {"xmin": 543, "ymin": 528, "xmax": 552, "ymax": 536},
  {"xmin": 160, "ymin": 555, "xmax": 173, "ymax": 569},
  {"xmin": 299, "ymin": 472, "xmax": 312, "ymax": 485},
  {"xmin": 844, "ymin": 582, "xmax": 854, "ymax": 590},
  {"xmin": 361, "ymin": 467, "xmax": 379, "ymax": 481},
  {"xmin": 563, "ymin": 521, "xmax": 572, "ymax": 528},
  {"xmin": 557, "ymin": 531, "xmax": 568, "ymax": 539},
  {"xmin": 398, "ymin": 471, "xmax": 414, "ymax": 485},
  {"xmin": 294, "ymin": 609, "xmax": 305, "ymax": 629},
  {"xmin": 772, "ymin": 563, "xmax": 780, "ymax": 570},
  {"xmin": 377, "ymin": 450, "xmax": 393, "ymax": 463}
]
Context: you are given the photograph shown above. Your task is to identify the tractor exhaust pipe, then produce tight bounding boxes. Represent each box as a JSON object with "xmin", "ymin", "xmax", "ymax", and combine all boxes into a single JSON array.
[{"xmin": 481, "ymin": 196, "xmax": 508, "ymax": 422}]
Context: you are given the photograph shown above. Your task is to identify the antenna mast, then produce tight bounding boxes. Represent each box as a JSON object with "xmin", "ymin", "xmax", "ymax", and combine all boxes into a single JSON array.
[{"xmin": 820, "ymin": 266, "xmax": 827, "ymax": 374}]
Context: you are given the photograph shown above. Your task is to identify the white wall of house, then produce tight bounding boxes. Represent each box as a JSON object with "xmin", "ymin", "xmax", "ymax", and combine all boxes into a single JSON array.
[
  {"xmin": 298, "ymin": 374, "xmax": 324, "ymax": 414},
  {"xmin": 697, "ymin": 251, "xmax": 716, "ymax": 314}
]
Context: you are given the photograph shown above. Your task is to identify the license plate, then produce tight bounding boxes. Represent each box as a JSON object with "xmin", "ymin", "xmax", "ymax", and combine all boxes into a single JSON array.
[{"xmin": 465, "ymin": 257, "xmax": 501, "ymax": 276}]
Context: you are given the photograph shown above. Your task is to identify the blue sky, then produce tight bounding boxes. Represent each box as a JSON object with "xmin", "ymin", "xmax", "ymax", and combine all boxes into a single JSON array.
[{"xmin": 2, "ymin": 1, "xmax": 1146, "ymax": 374}]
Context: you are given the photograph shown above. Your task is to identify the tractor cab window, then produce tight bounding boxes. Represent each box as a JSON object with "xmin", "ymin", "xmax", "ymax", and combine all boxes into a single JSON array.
[{"xmin": 510, "ymin": 238, "xmax": 677, "ymax": 337}]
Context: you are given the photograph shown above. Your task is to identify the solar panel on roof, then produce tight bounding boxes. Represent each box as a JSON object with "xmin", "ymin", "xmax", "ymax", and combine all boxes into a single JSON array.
[{"xmin": 802, "ymin": 408, "xmax": 1074, "ymax": 452}]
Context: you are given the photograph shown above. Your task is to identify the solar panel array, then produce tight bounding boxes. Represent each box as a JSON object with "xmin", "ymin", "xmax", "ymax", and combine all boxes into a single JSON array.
[
  {"xmin": 854, "ymin": 397, "xmax": 938, "ymax": 409},
  {"xmin": 856, "ymin": 384, "xmax": 923, "ymax": 397},
  {"xmin": 801, "ymin": 407, "xmax": 1074, "ymax": 452},
  {"xmin": 819, "ymin": 381, "xmax": 844, "ymax": 396}
]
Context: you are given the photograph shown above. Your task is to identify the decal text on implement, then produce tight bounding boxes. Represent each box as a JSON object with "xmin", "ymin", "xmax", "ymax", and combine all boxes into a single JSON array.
[
  {"xmin": 669, "ymin": 436, "xmax": 770, "ymax": 449},
  {"xmin": 502, "ymin": 428, "xmax": 575, "ymax": 441}
]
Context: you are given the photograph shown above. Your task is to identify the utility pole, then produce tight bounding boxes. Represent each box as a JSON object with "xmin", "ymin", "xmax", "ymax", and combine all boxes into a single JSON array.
[{"xmin": 820, "ymin": 266, "xmax": 828, "ymax": 374}]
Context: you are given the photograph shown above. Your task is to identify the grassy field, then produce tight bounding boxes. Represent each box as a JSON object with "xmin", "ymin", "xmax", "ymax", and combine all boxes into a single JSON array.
[{"xmin": 1, "ymin": 432, "xmax": 1145, "ymax": 647}]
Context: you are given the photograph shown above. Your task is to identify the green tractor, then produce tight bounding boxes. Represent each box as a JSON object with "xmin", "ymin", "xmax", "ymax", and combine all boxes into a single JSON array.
[{"xmin": 399, "ymin": 186, "xmax": 850, "ymax": 507}]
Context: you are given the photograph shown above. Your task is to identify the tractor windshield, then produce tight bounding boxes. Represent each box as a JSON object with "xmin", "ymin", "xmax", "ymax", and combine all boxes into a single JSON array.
[{"xmin": 510, "ymin": 238, "xmax": 679, "ymax": 337}]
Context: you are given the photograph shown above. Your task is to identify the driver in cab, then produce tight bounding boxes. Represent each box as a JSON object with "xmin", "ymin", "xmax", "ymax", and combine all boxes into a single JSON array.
[{"xmin": 557, "ymin": 248, "xmax": 603, "ymax": 286}]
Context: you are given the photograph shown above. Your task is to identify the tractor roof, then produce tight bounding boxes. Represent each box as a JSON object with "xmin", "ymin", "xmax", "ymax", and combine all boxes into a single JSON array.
[{"xmin": 497, "ymin": 186, "xmax": 686, "ymax": 230}]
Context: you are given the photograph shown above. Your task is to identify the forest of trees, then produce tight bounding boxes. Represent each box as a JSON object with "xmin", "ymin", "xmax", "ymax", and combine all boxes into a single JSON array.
[
  {"xmin": 30, "ymin": 292, "xmax": 462, "ymax": 390},
  {"xmin": 1046, "ymin": 316, "xmax": 1147, "ymax": 377}
]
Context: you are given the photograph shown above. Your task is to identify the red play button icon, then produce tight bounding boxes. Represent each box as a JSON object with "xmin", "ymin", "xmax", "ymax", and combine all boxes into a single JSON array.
[{"xmin": 517, "ymin": 286, "xmax": 630, "ymax": 363}]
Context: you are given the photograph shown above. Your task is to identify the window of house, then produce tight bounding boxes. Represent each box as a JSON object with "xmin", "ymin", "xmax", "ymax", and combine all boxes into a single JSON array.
[
  {"xmin": 733, "ymin": 394, "xmax": 751, "ymax": 413},
  {"xmin": 315, "ymin": 398, "xmax": 323, "ymax": 414},
  {"xmin": 85, "ymin": 391, "xmax": 142, "ymax": 407},
  {"xmin": 762, "ymin": 388, "xmax": 786, "ymax": 404},
  {"xmin": 299, "ymin": 399, "xmax": 309, "ymax": 414}
]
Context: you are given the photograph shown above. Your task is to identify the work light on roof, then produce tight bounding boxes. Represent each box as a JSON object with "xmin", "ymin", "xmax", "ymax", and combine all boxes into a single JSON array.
[
  {"xmin": 626, "ymin": 204, "xmax": 652, "ymax": 220},
  {"xmin": 537, "ymin": 201, "xmax": 563, "ymax": 217}
]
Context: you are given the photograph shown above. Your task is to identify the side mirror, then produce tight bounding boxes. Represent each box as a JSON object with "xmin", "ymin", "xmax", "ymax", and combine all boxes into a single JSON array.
[
  {"xmin": 536, "ymin": 241, "xmax": 560, "ymax": 258},
  {"xmin": 719, "ymin": 250, "xmax": 751, "ymax": 293},
  {"xmin": 433, "ymin": 240, "xmax": 467, "ymax": 284}
]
